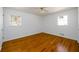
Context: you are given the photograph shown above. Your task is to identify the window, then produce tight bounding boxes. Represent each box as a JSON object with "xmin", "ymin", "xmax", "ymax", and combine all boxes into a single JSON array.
[
  {"xmin": 10, "ymin": 15, "xmax": 22, "ymax": 26},
  {"xmin": 57, "ymin": 15, "xmax": 68, "ymax": 26}
]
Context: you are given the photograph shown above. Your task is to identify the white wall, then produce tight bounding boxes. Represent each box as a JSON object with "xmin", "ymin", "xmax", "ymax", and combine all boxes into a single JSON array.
[
  {"xmin": 0, "ymin": 7, "xmax": 3, "ymax": 50},
  {"xmin": 4, "ymin": 8, "xmax": 42, "ymax": 41},
  {"xmin": 43, "ymin": 8, "xmax": 78, "ymax": 40},
  {"xmin": 77, "ymin": 8, "xmax": 79, "ymax": 43},
  {"xmin": 3, "ymin": 7, "xmax": 79, "ymax": 42}
]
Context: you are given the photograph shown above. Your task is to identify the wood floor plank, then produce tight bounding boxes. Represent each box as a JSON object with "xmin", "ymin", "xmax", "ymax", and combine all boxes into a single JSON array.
[{"xmin": 1, "ymin": 33, "xmax": 79, "ymax": 52}]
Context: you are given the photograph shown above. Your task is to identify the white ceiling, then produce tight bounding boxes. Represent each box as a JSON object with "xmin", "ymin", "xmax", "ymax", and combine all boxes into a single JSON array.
[{"xmin": 5, "ymin": 7, "xmax": 75, "ymax": 15}]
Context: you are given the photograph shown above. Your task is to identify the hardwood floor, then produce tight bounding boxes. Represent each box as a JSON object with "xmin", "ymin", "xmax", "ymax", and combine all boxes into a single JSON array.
[{"xmin": 1, "ymin": 32, "xmax": 79, "ymax": 52}]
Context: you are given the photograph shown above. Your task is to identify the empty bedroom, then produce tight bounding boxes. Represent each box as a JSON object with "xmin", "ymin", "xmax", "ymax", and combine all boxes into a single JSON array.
[{"xmin": 0, "ymin": 7, "xmax": 79, "ymax": 52}]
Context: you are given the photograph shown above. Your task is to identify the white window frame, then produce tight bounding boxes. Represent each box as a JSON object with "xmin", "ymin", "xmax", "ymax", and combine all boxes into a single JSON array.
[
  {"xmin": 10, "ymin": 15, "xmax": 22, "ymax": 26},
  {"xmin": 57, "ymin": 15, "xmax": 68, "ymax": 26}
]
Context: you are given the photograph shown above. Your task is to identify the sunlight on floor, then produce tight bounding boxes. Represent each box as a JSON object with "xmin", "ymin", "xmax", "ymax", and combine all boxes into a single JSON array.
[{"xmin": 57, "ymin": 43, "xmax": 68, "ymax": 52}]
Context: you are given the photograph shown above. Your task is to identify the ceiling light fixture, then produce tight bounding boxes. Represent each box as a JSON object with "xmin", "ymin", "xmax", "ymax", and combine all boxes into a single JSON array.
[{"xmin": 39, "ymin": 7, "xmax": 48, "ymax": 13}]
